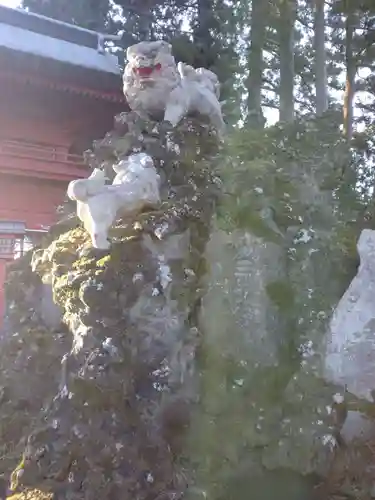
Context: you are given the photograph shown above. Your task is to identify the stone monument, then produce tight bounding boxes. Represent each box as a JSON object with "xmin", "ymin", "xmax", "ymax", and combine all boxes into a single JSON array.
[
  {"xmin": 5, "ymin": 41, "xmax": 224, "ymax": 499},
  {"xmin": 5, "ymin": 41, "xmax": 372, "ymax": 500}
]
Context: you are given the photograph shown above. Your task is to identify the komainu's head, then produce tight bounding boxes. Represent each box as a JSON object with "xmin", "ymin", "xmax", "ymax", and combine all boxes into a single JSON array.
[{"xmin": 123, "ymin": 40, "xmax": 179, "ymax": 96}]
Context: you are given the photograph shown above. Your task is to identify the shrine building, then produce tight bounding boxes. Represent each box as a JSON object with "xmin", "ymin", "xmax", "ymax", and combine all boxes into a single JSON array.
[{"xmin": 0, "ymin": 4, "xmax": 127, "ymax": 322}]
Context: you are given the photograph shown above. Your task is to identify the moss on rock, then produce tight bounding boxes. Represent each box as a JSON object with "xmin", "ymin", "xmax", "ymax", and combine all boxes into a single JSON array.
[{"xmin": 5, "ymin": 113, "xmax": 220, "ymax": 500}]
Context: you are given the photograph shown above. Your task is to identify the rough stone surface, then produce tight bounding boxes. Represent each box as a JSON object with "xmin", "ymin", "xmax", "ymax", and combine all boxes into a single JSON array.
[
  {"xmin": 324, "ymin": 229, "xmax": 375, "ymax": 402},
  {"xmin": 5, "ymin": 113, "xmax": 220, "ymax": 500},
  {"xmin": 8, "ymin": 490, "xmax": 52, "ymax": 500},
  {"xmin": 185, "ymin": 115, "xmax": 365, "ymax": 499},
  {"xmin": 3, "ymin": 112, "xmax": 372, "ymax": 500},
  {"xmin": 0, "ymin": 254, "xmax": 69, "ymax": 480},
  {"xmin": 200, "ymin": 228, "xmax": 284, "ymax": 369}
]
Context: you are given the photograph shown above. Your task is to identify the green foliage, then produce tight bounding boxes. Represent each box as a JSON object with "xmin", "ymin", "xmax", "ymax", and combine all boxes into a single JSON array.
[
  {"xmin": 216, "ymin": 112, "xmax": 357, "ymax": 235},
  {"xmin": 184, "ymin": 110, "xmax": 367, "ymax": 500}
]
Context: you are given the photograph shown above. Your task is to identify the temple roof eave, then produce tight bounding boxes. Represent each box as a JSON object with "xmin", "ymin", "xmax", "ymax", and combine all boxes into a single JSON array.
[
  {"xmin": 0, "ymin": 21, "xmax": 120, "ymax": 75},
  {"xmin": 0, "ymin": 45, "xmax": 127, "ymax": 104}
]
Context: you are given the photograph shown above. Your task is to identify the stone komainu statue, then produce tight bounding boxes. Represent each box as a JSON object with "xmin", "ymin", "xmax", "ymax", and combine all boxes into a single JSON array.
[
  {"xmin": 123, "ymin": 40, "xmax": 225, "ymax": 138},
  {"xmin": 67, "ymin": 40, "xmax": 225, "ymax": 250},
  {"xmin": 7, "ymin": 39, "xmax": 222, "ymax": 500}
]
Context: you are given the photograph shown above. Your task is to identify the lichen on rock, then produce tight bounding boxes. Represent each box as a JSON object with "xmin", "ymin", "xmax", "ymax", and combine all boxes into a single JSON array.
[
  {"xmin": 186, "ymin": 112, "xmax": 366, "ymax": 500},
  {"xmin": 4, "ymin": 108, "xmax": 371, "ymax": 500},
  {"xmin": 0, "ymin": 253, "xmax": 68, "ymax": 484},
  {"xmin": 5, "ymin": 112, "xmax": 220, "ymax": 500}
]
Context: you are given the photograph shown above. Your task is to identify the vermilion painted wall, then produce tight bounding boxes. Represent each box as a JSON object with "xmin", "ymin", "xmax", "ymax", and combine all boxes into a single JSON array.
[
  {"xmin": 0, "ymin": 78, "xmax": 120, "ymax": 149},
  {"xmin": 0, "ymin": 175, "xmax": 68, "ymax": 228},
  {"xmin": 0, "ymin": 78, "xmax": 125, "ymax": 327},
  {"xmin": 0, "ymin": 175, "xmax": 68, "ymax": 329},
  {"xmin": 0, "ymin": 80, "xmax": 123, "ymax": 226}
]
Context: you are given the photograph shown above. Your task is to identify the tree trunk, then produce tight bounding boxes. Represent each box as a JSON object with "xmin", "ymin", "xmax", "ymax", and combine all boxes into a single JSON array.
[
  {"xmin": 196, "ymin": 0, "xmax": 212, "ymax": 32},
  {"xmin": 246, "ymin": 0, "xmax": 269, "ymax": 128},
  {"xmin": 279, "ymin": 0, "xmax": 296, "ymax": 123},
  {"xmin": 343, "ymin": 1, "xmax": 356, "ymax": 142},
  {"xmin": 138, "ymin": 11, "xmax": 153, "ymax": 40},
  {"xmin": 314, "ymin": 0, "xmax": 328, "ymax": 115},
  {"xmin": 194, "ymin": 0, "xmax": 214, "ymax": 61}
]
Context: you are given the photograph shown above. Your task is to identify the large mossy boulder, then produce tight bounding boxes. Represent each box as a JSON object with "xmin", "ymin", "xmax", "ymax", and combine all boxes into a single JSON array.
[
  {"xmin": 5, "ymin": 114, "xmax": 220, "ymax": 500},
  {"xmin": 2, "ymin": 112, "xmax": 370, "ymax": 500},
  {"xmin": 187, "ymin": 112, "xmax": 366, "ymax": 500},
  {"xmin": 0, "ymin": 254, "xmax": 68, "ymax": 481}
]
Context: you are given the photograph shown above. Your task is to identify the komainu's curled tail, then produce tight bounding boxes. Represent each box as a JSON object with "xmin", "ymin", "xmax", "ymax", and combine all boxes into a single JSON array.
[{"xmin": 177, "ymin": 62, "xmax": 220, "ymax": 98}]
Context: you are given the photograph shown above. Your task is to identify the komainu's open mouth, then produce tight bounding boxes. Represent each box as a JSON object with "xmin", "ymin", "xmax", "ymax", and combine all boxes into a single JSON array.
[{"xmin": 134, "ymin": 63, "xmax": 162, "ymax": 77}]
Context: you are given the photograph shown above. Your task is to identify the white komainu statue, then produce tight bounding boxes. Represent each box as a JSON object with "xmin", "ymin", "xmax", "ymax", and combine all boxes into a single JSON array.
[
  {"xmin": 123, "ymin": 40, "xmax": 225, "ymax": 138},
  {"xmin": 67, "ymin": 153, "xmax": 161, "ymax": 249}
]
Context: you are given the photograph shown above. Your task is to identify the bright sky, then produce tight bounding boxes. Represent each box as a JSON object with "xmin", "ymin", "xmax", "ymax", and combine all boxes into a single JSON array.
[{"xmin": 0, "ymin": 0, "xmax": 20, "ymax": 6}]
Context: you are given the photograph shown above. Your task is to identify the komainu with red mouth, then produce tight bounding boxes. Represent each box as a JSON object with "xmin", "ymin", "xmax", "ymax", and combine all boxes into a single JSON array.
[
  {"xmin": 122, "ymin": 40, "xmax": 225, "ymax": 138},
  {"xmin": 123, "ymin": 40, "xmax": 181, "ymax": 121}
]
